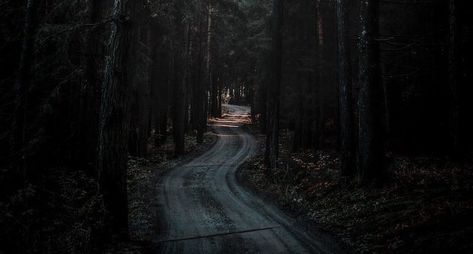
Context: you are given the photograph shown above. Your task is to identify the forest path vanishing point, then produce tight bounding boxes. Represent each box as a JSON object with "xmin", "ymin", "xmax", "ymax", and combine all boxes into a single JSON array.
[{"xmin": 153, "ymin": 105, "xmax": 344, "ymax": 254}]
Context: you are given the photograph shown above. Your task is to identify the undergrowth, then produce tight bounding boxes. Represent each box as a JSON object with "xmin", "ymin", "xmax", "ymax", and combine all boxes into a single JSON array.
[{"xmin": 240, "ymin": 131, "xmax": 473, "ymax": 253}]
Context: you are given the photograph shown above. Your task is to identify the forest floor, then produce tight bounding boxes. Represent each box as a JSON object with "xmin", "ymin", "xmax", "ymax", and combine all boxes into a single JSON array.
[{"xmin": 238, "ymin": 126, "xmax": 473, "ymax": 254}]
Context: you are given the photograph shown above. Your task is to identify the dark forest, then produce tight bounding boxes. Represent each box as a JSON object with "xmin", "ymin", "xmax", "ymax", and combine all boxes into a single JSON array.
[{"xmin": 1, "ymin": 0, "xmax": 472, "ymax": 253}]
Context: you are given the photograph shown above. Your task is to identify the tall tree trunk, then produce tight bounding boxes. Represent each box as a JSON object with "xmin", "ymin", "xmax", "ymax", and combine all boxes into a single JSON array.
[
  {"xmin": 79, "ymin": 0, "xmax": 101, "ymax": 173},
  {"xmin": 206, "ymin": 0, "xmax": 213, "ymax": 112},
  {"xmin": 138, "ymin": 32, "xmax": 152, "ymax": 157},
  {"xmin": 149, "ymin": 37, "xmax": 160, "ymax": 146},
  {"xmin": 293, "ymin": 76, "xmax": 301, "ymax": 151},
  {"xmin": 210, "ymin": 77, "xmax": 217, "ymax": 117},
  {"xmin": 172, "ymin": 26, "xmax": 187, "ymax": 155},
  {"xmin": 151, "ymin": 48, "xmax": 169, "ymax": 146},
  {"xmin": 313, "ymin": 0, "xmax": 324, "ymax": 151},
  {"xmin": 12, "ymin": 0, "xmax": 38, "ymax": 176},
  {"xmin": 207, "ymin": 1, "xmax": 219, "ymax": 118},
  {"xmin": 128, "ymin": 5, "xmax": 150, "ymax": 158},
  {"xmin": 249, "ymin": 77, "xmax": 257, "ymax": 123},
  {"xmin": 158, "ymin": 50, "xmax": 170, "ymax": 145},
  {"xmin": 448, "ymin": 0, "xmax": 462, "ymax": 159},
  {"xmin": 357, "ymin": 0, "xmax": 384, "ymax": 183},
  {"xmin": 194, "ymin": 12, "xmax": 206, "ymax": 144},
  {"xmin": 172, "ymin": 52, "xmax": 186, "ymax": 155},
  {"xmin": 97, "ymin": 0, "xmax": 134, "ymax": 236},
  {"xmin": 185, "ymin": 23, "xmax": 193, "ymax": 133},
  {"xmin": 337, "ymin": 0, "xmax": 355, "ymax": 177},
  {"xmin": 265, "ymin": 0, "xmax": 284, "ymax": 170},
  {"xmin": 217, "ymin": 77, "xmax": 223, "ymax": 117},
  {"xmin": 303, "ymin": 72, "xmax": 312, "ymax": 149},
  {"xmin": 258, "ymin": 81, "xmax": 267, "ymax": 133},
  {"xmin": 210, "ymin": 76, "xmax": 220, "ymax": 117}
]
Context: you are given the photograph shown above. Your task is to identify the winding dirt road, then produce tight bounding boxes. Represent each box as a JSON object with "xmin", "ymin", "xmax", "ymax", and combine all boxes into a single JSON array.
[{"xmin": 154, "ymin": 105, "xmax": 342, "ymax": 254}]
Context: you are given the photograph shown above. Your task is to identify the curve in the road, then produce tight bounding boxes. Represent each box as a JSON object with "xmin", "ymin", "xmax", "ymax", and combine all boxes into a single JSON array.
[{"xmin": 154, "ymin": 105, "xmax": 343, "ymax": 254}]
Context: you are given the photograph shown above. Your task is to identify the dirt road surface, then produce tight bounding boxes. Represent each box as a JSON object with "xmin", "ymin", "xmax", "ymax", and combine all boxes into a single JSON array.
[{"xmin": 154, "ymin": 105, "xmax": 343, "ymax": 254}]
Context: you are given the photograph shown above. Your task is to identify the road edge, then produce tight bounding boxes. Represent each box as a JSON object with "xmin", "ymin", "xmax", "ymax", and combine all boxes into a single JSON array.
[{"xmin": 235, "ymin": 124, "xmax": 351, "ymax": 254}]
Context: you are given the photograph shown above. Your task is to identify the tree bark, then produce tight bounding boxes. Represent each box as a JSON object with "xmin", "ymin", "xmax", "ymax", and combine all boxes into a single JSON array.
[
  {"xmin": 313, "ymin": 0, "xmax": 324, "ymax": 151},
  {"xmin": 185, "ymin": 23, "xmax": 193, "ymax": 133},
  {"xmin": 193, "ymin": 11, "xmax": 206, "ymax": 144},
  {"xmin": 97, "ymin": 0, "xmax": 134, "ymax": 236},
  {"xmin": 157, "ymin": 49, "xmax": 170, "ymax": 146},
  {"xmin": 448, "ymin": 0, "xmax": 462, "ymax": 159},
  {"xmin": 78, "ymin": 0, "xmax": 101, "ymax": 173},
  {"xmin": 357, "ymin": 0, "xmax": 384, "ymax": 183},
  {"xmin": 293, "ymin": 74, "xmax": 303, "ymax": 151},
  {"xmin": 12, "ymin": 0, "xmax": 38, "ymax": 176},
  {"xmin": 128, "ymin": 4, "xmax": 151, "ymax": 158},
  {"xmin": 217, "ymin": 77, "xmax": 223, "ymax": 117},
  {"xmin": 207, "ymin": 0, "xmax": 218, "ymax": 118},
  {"xmin": 172, "ymin": 38, "xmax": 186, "ymax": 155},
  {"xmin": 172, "ymin": 55, "xmax": 186, "ymax": 155},
  {"xmin": 265, "ymin": 0, "xmax": 284, "ymax": 170},
  {"xmin": 210, "ymin": 77, "xmax": 218, "ymax": 117},
  {"xmin": 337, "ymin": 0, "xmax": 355, "ymax": 177}
]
